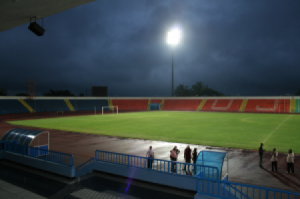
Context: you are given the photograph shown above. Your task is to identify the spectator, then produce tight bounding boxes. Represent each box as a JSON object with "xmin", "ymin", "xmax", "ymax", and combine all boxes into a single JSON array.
[
  {"xmin": 170, "ymin": 146, "xmax": 178, "ymax": 173},
  {"xmin": 192, "ymin": 148, "xmax": 198, "ymax": 175},
  {"xmin": 146, "ymin": 146, "xmax": 154, "ymax": 169},
  {"xmin": 271, "ymin": 148, "xmax": 278, "ymax": 172},
  {"xmin": 287, "ymin": 149, "xmax": 294, "ymax": 174},
  {"xmin": 258, "ymin": 143, "xmax": 264, "ymax": 168},
  {"xmin": 183, "ymin": 145, "xmax": 192, "ymax": 172}
]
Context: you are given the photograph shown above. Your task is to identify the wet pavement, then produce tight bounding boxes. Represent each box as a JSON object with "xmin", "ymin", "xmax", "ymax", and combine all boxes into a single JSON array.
[{"xmin": 0, "ymin": 112, "xmax": 300, "ymax": 195}]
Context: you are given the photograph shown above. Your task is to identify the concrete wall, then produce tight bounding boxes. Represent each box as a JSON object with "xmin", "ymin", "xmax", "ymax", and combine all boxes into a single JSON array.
[
  {"xmin": 91, "ymin": 161, "xmax": 198, "ymax": 191},
  {"xmin": 0, "ymin": 151, "xmax": 4, "ymax": 159},
  {"xmin": 1, "ymin": 151, "xmax": 75, "ymax": 177}
]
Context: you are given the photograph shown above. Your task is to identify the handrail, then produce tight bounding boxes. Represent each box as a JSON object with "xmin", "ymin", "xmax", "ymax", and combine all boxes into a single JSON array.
[
  {"xmin": 2, "ymin": 142, "xmax": 73, "ymax": 167},
  {"xmin": 95, "ymin": 150, "xmax": 219, "ymax": 179},
  {"xmin": 76, "ymin": 157, "xmax": 94, "ymax": 170},
  {"xmin": 196, "ymin": 178, "xmax": 300, "ymax": 199}
]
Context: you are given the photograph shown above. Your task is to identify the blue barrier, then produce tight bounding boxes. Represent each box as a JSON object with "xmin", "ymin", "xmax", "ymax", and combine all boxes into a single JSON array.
[
  {"xmin": 95, "ymin": 150, "xmax": 219, "ymax": 179},
  {"xmin": 2, "ymin": 142, "xmax": 73, "ymax": 167},
  {"xmin": 197, "ymin": 178, "xmax": 300, "ymax": 199}
]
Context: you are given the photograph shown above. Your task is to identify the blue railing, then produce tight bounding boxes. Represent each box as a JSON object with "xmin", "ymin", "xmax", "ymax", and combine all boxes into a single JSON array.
[
  {"xmin": 2, "ymin": 142, "xmax": 73, "ymax": 167},
  {"xmin": 76, "ymin": 157, "xmax": 95, "ymax": 170},
  {"xmin": 197, "ymin": 178, "xmax": 300, "ymax": 199},
  {"xmin": 95, "ymin": 150, "xmax": 219, "ymax": 179}
]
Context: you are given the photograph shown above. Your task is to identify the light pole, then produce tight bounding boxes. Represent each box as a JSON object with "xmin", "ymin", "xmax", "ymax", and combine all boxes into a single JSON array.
[{"xmin": 167, "ymin": 28, "xmax": 181, "ymax": 97}]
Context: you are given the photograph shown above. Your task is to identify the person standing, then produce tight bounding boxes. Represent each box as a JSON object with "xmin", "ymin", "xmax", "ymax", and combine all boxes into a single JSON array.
[
  {"xmin": 271, "ymin": 148, "xmax": 278, "ymax": 171},
  {"xmin": 146, "ymin": 146, "xmax": 154, "ymax": 169},
  {"xmin": 170, "ymin": 146, "xmax": 178, "ymax": 173},
  {"xmin": 287, "ymin": 149, "xmax": 294, "ymax": 174},
  {"xmin": 259, "ymin": 143, "xmax": 264, "ymax": 168},
  {"xmin": 192, "ymin": 148, "xmax": 198, "ymax": 175},
  {"xmin": 183, "ymin": 145, "xmax": 192, "ymax": 172}
]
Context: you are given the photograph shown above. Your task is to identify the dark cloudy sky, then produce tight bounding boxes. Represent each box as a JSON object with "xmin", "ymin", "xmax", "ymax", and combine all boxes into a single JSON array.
[{"xmin": 1, "ymin": 0, "xmax": 300, "ymax": 97}]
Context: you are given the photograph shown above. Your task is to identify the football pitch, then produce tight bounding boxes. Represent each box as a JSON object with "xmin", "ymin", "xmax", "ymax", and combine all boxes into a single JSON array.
[{"xmin": 8, "ymin": 111, "xmax": 300, "ymax": 153}]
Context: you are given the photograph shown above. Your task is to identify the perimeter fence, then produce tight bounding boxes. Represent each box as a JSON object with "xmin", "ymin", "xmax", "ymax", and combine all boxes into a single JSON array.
[
  {"xmin": 0, "ymin": 142, "xmax": 73, "ymax": 166},
  {"xmin": 95, "ymin": 150, "xmax": 219, "ymax": 179},
  {"xmin": 197, "ymin": 178, "xmax": 300, "ymax": 199}
]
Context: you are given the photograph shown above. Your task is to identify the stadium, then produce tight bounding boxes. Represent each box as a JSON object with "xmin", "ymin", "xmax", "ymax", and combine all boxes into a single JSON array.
[{"xmin": 1, "ymin": 1, "xmax": 300, "ymax": 199}]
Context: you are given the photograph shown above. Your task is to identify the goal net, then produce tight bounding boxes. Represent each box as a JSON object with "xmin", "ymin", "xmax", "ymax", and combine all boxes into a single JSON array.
[{"xmin": 102, "ymin": 106, "xmax": 118, "ymax": 115}]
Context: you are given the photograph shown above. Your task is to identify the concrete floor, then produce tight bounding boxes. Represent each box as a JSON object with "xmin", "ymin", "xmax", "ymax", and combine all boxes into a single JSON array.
[
  {"xmin": 0, "ymin": 112, "xmax": 300, "ymax": 195},
  {"xmin": 0, "ymin": 160, "xmax": 195, "ymax": 199}
]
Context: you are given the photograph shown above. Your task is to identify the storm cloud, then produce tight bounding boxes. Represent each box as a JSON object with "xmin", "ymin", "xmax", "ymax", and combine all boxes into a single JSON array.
[{"xmin": 1, "ymin": 0, "xmax": 300, "ymax": 96}]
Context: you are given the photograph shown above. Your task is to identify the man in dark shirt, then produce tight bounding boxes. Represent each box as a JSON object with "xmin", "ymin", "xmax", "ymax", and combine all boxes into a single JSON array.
[
  {"xmin": 259, "ymin": 143, "xmax": 264, "ymax": 168},
  {"xmin": 184, "ymin": 145, "xmax": 192, "ymax": 172}
]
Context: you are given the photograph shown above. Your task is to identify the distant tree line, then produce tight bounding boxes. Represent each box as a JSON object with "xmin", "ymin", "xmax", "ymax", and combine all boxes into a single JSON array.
[
  {"xmin": 295, "ymin": 89, "xmax": 300, "ymax": 96},
  {"xmin": 174, "ymin": 82, "xmax": 224, "ymax": 96},
  {"xmin": 43, "ymin": 89, "xmax": 75, "ymax": 96}
]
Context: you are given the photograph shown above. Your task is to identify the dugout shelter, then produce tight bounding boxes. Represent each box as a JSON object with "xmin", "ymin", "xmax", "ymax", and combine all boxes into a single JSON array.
[
  {"xmin": 0, "ymin": 128, "xmax": 49, "ymax": 156},
  {"xmin": 195, "ymin": 150, "xmax": 228, "ymax": 180}
]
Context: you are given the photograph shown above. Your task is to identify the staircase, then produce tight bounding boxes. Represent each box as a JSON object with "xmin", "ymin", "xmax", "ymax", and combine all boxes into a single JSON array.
[
  {"xmin": 290, "ymin": 99, "xmax": 296, "ymax": 113},
  {"xmin": 64, "ymin": 99, "xmax": 75, "ymax": 111},
  {"xmin": 197, "ymin": 99, "xmax": 207, "ymax": 111},
  {"xmin": 147, "ymin": 99, "xmax": 151, "ymax": 110},
  {"xmin": 108, "ymin": 99, "xmax": 114, "ymax": 110},
  {"xmin": 18, "ymin": 99, "xmax": 35, "ymax": 113},
  {"xmin": 160, "ymin": 99, "xmax": 164, "ymax": 110},
  {"xmin": 239, "ymin": 99, "xmax": 248, "ymax": 112}
]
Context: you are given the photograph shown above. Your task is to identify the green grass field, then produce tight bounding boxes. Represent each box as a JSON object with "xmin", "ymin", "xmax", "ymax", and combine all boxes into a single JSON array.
[{"xmin": 8, "ymin": 111, "xmax": 300, "ymax": 153}]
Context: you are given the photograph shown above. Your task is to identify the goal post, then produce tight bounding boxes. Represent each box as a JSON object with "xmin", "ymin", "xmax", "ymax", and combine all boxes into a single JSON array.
[{"xmin": 102, "ymin": 106, "xmax": 118, "ymax": 115}]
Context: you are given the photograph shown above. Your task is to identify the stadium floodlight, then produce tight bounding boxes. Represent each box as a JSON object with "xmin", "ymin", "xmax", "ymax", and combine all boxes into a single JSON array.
[
  {"xmin": 167, "ymin": 27, "xmax": 181, "ymax": 97},
  {"xmin": 167, "ymin": 28, "xmax": 181, "ymax": 46}
]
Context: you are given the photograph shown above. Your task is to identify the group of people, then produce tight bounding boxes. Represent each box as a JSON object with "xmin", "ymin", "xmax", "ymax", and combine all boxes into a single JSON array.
[
  {"xmin": 170, "ymin": 145, "xmax": 198, "ymax": 174},
  {"xmin": 259, "ymin": 143, "xmax": 295, "ymax": 173},
  {"xmin": 146, "ymin": 145, "xmax": 199, "ymax": 174}
]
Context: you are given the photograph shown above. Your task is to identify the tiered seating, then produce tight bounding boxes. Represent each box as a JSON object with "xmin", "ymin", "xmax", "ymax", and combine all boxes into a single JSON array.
[
  {"xmin": 162, "ymin": 99, "xmax": 202, "ymax": 111},
  {"xmin": 244, "ymin": 99, "xmax": 290, "ymax": 113},
  {"xmin": 151, "ymin": 99, "xmax": 162, "ymax": 103},
  {"xmin": 201, "ymin": 99, "xmax": 243, "ymax": 112},
  {"xmin": 69, "ymin": 100, "xmax": 108, "ymax": 111},
  {"xmin": 112, "ymin": 99, "xmax": 148, "ymax": 111},
  {"xmin": 0, "ymin": 99, "xmax": 29, "ymax": 114},
  {"xmin": 26, "ymin": 100, "xmax": 69, "ymax": 112}
]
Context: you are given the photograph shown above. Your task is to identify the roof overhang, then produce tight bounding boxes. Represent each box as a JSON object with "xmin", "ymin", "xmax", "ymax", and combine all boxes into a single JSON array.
[{"xmin": 0, "ymin": 0, "xmax": 96, "ymax": 32}]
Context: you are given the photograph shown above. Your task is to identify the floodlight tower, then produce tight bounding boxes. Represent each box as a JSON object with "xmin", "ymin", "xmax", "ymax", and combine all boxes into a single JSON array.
[{"xmin": 167, "ymin": 28, "xmax": 181, "ymax": 97}]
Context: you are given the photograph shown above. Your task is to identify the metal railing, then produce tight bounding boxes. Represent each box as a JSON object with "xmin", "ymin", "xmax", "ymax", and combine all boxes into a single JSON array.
[
  {"xmin": 1, "ymin": 142, "xmax": 73, "ymax": 166},
  {"xmin": 95, "ymin": 150, "xmax": 219, "ymax": 179},
  {"xmin": 197, "ymin": 178, "xmax": 300, "ymax": 199}
]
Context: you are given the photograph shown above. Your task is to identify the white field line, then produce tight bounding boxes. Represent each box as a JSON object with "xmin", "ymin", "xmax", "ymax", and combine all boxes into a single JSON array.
[{"xmin": 263, "ymin": 115, "xmax": 292, "ymax": 143}]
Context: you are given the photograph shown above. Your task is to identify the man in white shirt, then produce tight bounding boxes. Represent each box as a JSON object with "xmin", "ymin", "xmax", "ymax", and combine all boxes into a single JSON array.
[
  {"xmin": 146, "ymin": 146, "xmax": 154, "ymax": 169},
  {"xmin": 271, "ymin": 148, "xmax": 278, "ymax": 172}
]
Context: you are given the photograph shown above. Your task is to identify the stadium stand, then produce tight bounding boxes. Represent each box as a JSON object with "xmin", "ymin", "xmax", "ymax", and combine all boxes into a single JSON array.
[
  {"xmin": 201, "ymin": 99, "xmax": 243, "ymax": 112},
  {"xmin": 244, "ymin": 99, "xmax": 290, "ymax": 113},
  {"xmin": 69, "ymin": 99, "xmax": 108, "ymax": 111},
  {"xmin": 0, "ymin": 99, "xmax": 29, "ymax": 114},
  {"xmin": 151, "ymin": 99, "xmax": 162, "ymax": 103},
  {"xmin": 295, "ymin": 99, "xmax": 300, "ymax": 113},
  {"xmin": 112, "ymin": 99, "xmax": 148, "ymax": 111},
  {"xmin": 26, "ymin": 99, "xmax": 70, "ymax": 112},
  {"xmin": 162, "ymin": 99, "xmax": 202, "ymax": 111},
  {"xmin": 0, "ymin": 97, "xmax": 299, "ymax": 115}
]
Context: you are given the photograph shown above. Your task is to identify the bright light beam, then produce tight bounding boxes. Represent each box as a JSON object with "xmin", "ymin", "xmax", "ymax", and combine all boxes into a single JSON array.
[{"xmin": 167, "ymin": 28, "xmax": 181, "ymax": 45}]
